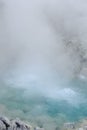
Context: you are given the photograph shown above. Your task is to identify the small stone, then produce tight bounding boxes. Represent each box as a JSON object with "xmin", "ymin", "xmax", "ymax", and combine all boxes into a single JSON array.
[
  {"xmin": 34, "ymin": 127, "xmax": 44, "ymax": 130},
  {"xmin": 78, "ymin": 128, "xmax": 83, "ymax": 130},
  {"xmin": 24, "ymin": 123, "xmax": 32, "ymax": 130}
]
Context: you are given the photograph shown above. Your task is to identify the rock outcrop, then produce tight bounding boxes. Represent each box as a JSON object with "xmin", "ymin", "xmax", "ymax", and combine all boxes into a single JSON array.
[
  {"xmin": 0, "ymin": 116, "xmax": 32, "ymax": 130},
  {"xmin": 0, "ymin": 116, "xmax": 45, "ymax": 130}
]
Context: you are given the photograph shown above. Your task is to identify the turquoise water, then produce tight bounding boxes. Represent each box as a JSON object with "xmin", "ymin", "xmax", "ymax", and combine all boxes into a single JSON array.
[{"xmin": 0, "ymin": 79, "xmax": 87, "ymax": 129}]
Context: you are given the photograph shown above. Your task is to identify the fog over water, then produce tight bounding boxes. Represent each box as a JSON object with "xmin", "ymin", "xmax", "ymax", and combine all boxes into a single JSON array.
[{"xmin": 0, "ymin": 0, "xmax": 87, "ymax": 127}]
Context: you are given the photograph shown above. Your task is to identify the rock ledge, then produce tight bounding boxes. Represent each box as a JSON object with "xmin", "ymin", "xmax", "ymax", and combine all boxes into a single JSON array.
[{"xmin": 0, "ymin": 116, "xmax": 44, "ymax": 130}]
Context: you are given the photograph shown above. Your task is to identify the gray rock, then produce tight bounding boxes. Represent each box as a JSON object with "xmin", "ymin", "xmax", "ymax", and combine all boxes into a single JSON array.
[
  {"xmin": 8, "ymin": 120, "xmax": 17, "ymax": 130},
  {"xmin": 11, "ymin": 119, "xmax": 31, "ymax": 130},
  {"xmin": 0, "ymin": 116, "xmax": 10, "ymax": 128},
  {"xmin": 24, "ymin": 123, "xmax": 31, "ymax": 130},
  {"xmin": 0, "ymin": 116, "xmax": 42, "ymax": 130},
  {"xmin": 84, "ymin": 126, "xmax": 87, "ymax": 130},
  {"xmin": 64, "ymin": 122, "xmax": 75, "ymax": 129},
  {"xmin": 0, "ymin": 120, "xmax": 6, "ymax": 130},
  {"xmin": 15, "ymin": 119, "xmax": 28, "ymax": 130}
]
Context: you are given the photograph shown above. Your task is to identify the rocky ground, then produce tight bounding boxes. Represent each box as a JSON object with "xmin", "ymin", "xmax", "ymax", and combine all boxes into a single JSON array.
[
  {"xmin": 63, "ymin": 119, "xmax": 87, "ymax": 130},
  {"xmin": 1, "ymin": 116, "xmax": 87, "ymax": 130},
  {"xmin": 0, "ymin": 116, "xmax": 44, "ymax": 130}
]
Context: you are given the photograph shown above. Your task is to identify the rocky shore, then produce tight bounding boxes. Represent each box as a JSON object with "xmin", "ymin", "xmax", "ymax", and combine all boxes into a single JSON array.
[
  {"xmin": 0, "ymin": 116, "xmax": 44, "ymax": 130},
  {"xmin": 63, "ymin": 119, "xmax": 87, "ymax": 130},
  {"xmin": 1, "ymin": 116, "xmax": 87, "ymax": 130}
]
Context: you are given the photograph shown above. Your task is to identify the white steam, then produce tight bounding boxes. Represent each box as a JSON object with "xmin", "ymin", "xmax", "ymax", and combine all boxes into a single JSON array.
[{"xmin": 0, "ymin": 0, "xmax": 87, "ymax": 102}]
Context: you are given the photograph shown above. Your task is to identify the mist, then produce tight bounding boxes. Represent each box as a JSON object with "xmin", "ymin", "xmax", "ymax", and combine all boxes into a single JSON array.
[{"xmin": 0, "ymin": 0, "xmax": 87, "ymax": 105}]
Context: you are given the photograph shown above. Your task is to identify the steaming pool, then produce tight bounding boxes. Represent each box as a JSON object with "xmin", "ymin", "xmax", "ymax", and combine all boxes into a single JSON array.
[
  {"xmin": 1, "ymin": 0, "xmax": 87, "ymax": 129},
  {"xmin": 0, "ymin": 78, "xmax": 87, "ymax": 130}
]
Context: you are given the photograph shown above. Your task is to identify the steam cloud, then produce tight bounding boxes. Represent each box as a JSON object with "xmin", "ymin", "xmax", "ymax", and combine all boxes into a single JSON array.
[{"xmin": 0, "ymin": 0, "xmax": 87, "ymax": 101}]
